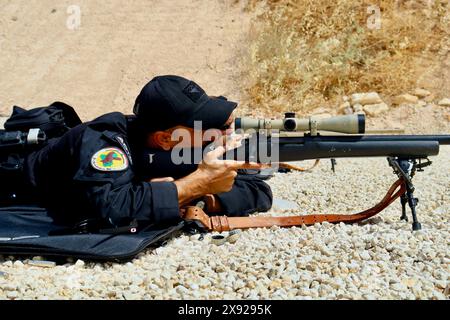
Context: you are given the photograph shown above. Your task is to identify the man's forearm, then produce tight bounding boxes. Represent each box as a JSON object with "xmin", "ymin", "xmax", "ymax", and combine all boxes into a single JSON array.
[{"xmin": 174, "ymin": 170, "xmax": 207, "ymax": 207}]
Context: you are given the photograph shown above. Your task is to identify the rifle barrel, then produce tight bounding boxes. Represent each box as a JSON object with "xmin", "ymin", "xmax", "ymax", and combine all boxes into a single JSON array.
[
  {"xmin": 278, "ymin": 135, "xmax": 450, "ymax": 145},
  {"xmin": 238, "ymin": 134, "xmax": 449, "ymax": 163},
  {"xmin": 276, "ymin": 140, "xmax": 439, "ymax": 162}
]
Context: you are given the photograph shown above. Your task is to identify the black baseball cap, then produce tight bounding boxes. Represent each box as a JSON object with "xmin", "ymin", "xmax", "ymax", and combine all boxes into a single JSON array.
[{"xmin": 133, "ymin": 75, "xmax": 237, "ymax": 131}]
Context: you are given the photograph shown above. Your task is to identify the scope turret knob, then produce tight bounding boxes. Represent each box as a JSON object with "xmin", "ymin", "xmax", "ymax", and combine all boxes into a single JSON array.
[{"xmin": 284, "ymin": 112, "xmax": 296, "ymax": 119}]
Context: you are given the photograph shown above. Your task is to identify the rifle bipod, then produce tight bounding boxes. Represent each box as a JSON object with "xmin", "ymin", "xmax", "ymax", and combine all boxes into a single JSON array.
[{"xmin": 387, "ymin": 157, "xmax": 432, "ymax": 231}]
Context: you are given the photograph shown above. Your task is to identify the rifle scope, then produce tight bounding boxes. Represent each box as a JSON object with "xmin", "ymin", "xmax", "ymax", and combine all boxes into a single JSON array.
[{"xmin": 235, "ymin": 113, "xmax": 365, "ymax": 134}]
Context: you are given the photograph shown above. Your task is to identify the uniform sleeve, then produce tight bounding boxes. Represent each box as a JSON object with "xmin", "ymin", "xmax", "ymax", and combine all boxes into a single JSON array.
[
  {"xmin": 72, "ymin": 142, "xmax": 182, "ymax": 226},
  {"xmin": 214, "ymin": 173, "xmax": 273, "ymax": 217},
  {"xmin": 80, "ymin": 180, "xmax": 182, "ymax": 225}
]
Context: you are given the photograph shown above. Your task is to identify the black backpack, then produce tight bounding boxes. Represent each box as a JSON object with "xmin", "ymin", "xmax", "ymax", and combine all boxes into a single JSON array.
[
  {"xmin": 4, "ymin": 101, "xmax": 82, "ymax": 136},
  {"xmin": 0, "ymin": 101, "xmax": 82, "ymax": 206}
]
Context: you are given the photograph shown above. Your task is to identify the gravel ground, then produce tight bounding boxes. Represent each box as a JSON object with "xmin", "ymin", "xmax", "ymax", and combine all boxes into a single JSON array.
[{"xmin": 0, "ymin": 145, "xmax": 448, "ymax": 300}]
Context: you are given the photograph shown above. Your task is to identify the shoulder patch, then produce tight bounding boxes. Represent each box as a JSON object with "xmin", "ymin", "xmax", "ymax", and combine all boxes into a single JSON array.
[{"xmin": 91, "ymin": 147, "xmax": 129, "ymax": 172}]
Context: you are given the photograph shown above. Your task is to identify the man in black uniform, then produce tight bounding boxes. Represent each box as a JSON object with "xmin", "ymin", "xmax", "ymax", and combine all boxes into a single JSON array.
[{"xmin": 24, "ymin": 75, "xmax": 272, "ymax": 230}]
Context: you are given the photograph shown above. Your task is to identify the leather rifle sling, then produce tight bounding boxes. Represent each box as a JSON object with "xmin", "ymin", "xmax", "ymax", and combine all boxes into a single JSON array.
[{"xmin": 183, "ymin": 179, "xmax": 406, "ymax": 232}]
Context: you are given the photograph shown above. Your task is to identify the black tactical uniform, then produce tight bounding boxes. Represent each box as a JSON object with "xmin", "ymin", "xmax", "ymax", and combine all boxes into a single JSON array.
[{"xmin": 24, "ymin": 112, "xmax": 273, "ymax": 228}]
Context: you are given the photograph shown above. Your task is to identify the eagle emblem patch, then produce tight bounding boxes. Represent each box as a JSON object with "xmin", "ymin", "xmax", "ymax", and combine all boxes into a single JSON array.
[{"xmin": 91, "ymin": 147, "xmax": 129, "ymax": 172}]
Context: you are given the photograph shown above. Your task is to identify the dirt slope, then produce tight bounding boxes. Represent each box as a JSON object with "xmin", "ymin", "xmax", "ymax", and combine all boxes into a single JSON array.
[{"xmin": 0, "ymin": 0, "xmax": 250, "ymax": 120}]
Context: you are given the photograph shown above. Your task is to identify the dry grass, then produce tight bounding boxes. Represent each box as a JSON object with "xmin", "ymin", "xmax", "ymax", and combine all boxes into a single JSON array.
[{"xmin": 238, "ymin": 0, "xmax": 449, "ymax": 116}]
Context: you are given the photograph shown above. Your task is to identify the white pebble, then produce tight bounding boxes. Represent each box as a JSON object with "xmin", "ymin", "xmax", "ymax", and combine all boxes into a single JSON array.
[
  {"xmin": 3, "ymin": 261, "xmax": 13, "ymax": 267},
  {"xmin": 74, "ymin": 260, "xmax": 85, "ymax": 268},
  {"xmin": 359, "ymin": 251, "xmax": 371, "ymax": 261},
  {"xmin": 7, "ymin": 291, "xmax": 19, "ymax": 299},
  {"xmin": 13, "ymin": 261, "xmax": 24, "ymax": 268}
]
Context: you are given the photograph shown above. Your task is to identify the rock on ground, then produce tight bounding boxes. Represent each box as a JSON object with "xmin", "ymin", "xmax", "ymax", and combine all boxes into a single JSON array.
[
  {"xmin": 438, "ymin": 98, "xmax": 450, "ymax": 107},
  {"xmin": 393, "ymin": 94, "xmax": 419, "ymax": 105},
  {"xmin": 413, "ymin": 88, "xmax": 431, "ymax": 98},
  {"xmin": 353, "ymin": 104, "xmax": 363, "ymax": 112},
  {"xmin": 338, "ymin": 102, "xmax": 352, "ymax": 115},
  {"xmin": 351, "ymin": 92, "xmax": 383, "ymax": 106},
  {"xmin": 363, "ymin": 103, "xmax": 389, "ymax": 117}
]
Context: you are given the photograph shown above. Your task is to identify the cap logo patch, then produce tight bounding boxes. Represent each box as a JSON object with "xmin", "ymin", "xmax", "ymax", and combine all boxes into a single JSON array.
[
  {"xmin": 183, "ymin": 82, "xmax": 205, "ymax": 102},
  {"xmin": 91, "ymin": 147, "xmax": 129, "ymax": 172}
]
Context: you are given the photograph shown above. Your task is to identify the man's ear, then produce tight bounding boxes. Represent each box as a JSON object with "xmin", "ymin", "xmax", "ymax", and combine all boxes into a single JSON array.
[{"xmin": 153, "ymin": 131, "xmax": 174, "ymax": 151}]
